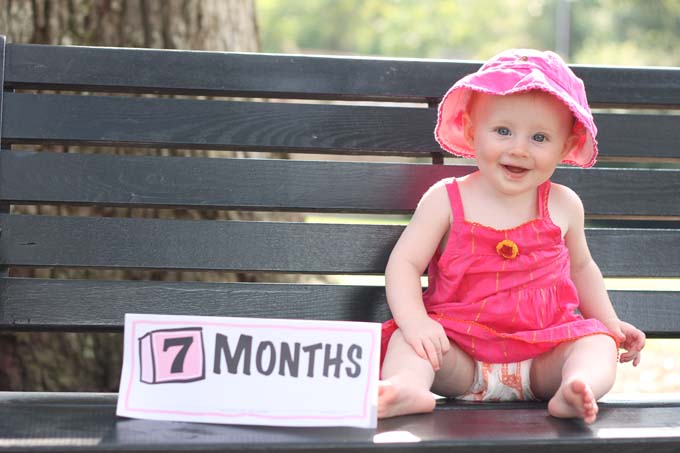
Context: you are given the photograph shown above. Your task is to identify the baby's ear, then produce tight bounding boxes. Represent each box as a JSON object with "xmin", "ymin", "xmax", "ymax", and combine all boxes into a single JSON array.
[
  {"xmin": 462, "ymin": 112, "xmax": 475, "ymax": 147},
  {"xmin": 561, "ymin": 121, "xmax": 586, "ymax": 159}
]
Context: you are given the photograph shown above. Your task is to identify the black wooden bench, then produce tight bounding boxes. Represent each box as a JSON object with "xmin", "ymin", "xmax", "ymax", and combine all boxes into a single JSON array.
[{"xmin": 1, "ymin": 35, "xmax": 679, "ymax": 452}]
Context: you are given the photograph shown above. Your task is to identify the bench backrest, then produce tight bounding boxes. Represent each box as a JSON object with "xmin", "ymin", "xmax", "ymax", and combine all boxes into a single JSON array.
[{"xmin": 1, "ymin": 37, "xmax": 679, "ymax": 337}]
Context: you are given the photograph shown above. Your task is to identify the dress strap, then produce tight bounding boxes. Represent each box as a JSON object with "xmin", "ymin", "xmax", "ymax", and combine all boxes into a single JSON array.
[
  {"xmin": 538, "ymin": 180, "xmax": 552, "ymax": 219},
  {"xmin": 445, "ymin": 178, "xmax": 466, "ymax": 223}
]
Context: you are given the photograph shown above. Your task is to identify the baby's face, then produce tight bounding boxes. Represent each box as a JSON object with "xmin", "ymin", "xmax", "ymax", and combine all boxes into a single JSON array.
[{"xmin": 464, "ymin": 90, "xmax": 577, "ymax": 196}]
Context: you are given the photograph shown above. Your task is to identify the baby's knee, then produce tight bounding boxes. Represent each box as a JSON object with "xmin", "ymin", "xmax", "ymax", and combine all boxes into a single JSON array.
[
  {"xmin": 556, "ymin": 334, "xmax": 619, "ymax": 370},
  {"xmin": 579, "ymin": 334, "xmax": 618, "ymax": 354},
  {"xmin": 575, "ymin": 334, "xmax": 620, "ymax": 372}
]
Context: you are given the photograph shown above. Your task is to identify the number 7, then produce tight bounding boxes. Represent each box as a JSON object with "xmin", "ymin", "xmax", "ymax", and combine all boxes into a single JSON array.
[{"xmin": 163, "ymin": 336, "xmax": 194, "ymax": 373}]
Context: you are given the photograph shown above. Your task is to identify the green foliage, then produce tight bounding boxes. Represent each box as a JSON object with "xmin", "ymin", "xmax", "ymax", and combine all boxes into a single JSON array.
[{"xmin": 256, "ymin": 0, "xmax": 680, "ymax": 65}]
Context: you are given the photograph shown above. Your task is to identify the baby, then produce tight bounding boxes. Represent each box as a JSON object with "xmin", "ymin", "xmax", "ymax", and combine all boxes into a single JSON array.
[{"xmin": 378, "ymin": 49, "xmax": 645, "ymax": 424}]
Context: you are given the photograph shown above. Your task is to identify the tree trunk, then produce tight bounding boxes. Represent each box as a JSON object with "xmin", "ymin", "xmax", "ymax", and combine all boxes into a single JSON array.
[
  {"xmin": 1, "ymin": 0, "xmax": 260, "ymax": 51},
  {"xmin": 0, "ymin": 0, "xmax": 308, "ymax": 391}
]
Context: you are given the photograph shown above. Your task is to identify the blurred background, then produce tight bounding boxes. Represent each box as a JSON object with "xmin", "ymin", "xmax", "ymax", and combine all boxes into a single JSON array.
[
  {"xmin": 257, "ymin": 0, "xmax": 680, "ymax": 66},
  {"xmin": 0, "ymin": 0, "xmax": 678, "ymax": 396}
]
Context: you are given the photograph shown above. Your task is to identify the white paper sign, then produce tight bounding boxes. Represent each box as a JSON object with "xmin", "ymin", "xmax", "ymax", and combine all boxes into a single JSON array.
[{"xmin": 116, "ymin": 313, "xmax": 380, "ymax": 428}]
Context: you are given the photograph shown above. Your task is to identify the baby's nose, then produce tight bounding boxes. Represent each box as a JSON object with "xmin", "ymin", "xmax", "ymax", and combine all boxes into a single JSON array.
[{"xmin": 508, "ymin": 141, "xmax": 530, "ymax": 157}]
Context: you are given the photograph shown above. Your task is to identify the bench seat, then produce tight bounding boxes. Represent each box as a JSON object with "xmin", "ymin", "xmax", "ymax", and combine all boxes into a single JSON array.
[{"xmin": 1, "ymin": 392, "xmax": 679, "ymax": 452}]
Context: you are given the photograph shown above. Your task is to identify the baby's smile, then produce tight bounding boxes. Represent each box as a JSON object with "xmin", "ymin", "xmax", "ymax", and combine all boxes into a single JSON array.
[{"xmin": 501, "ymin": 164, "xmax": 530, "ymax": 175}]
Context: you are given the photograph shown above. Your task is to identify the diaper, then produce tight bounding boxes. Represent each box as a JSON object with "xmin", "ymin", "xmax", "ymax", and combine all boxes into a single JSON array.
[{"xmin": 457, "ymin": 359, "xmax": 536, "ymax": 402}]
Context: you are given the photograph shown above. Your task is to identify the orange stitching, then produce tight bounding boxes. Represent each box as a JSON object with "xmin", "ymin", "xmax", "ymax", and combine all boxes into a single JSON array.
[
  {"xmin": 430, "ymin": 312, "xmax": 621, "ymax": 349},
  {"xmin": 511, "ymin": 291, "xmax": 522, "ymax": 324},
  {"xmin": 470, "ymin": 223, "xmax": 476, "ymax": 254},
  {"xmin": 474, "ymin": 299, "xmax": 488, "ymax": 322},
  {"xmin": 464, "ymin": 218, "xmax": 542, "ymax": 233}
]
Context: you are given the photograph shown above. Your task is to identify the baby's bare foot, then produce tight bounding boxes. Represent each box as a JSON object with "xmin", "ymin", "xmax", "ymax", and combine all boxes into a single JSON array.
[
  {"xmin": 378, "ymin": 379, "xmax": 435, "ymax": 419},
  {"xmin": 548, "ymin": 378, "xmax": 598, "ymax": 424}
]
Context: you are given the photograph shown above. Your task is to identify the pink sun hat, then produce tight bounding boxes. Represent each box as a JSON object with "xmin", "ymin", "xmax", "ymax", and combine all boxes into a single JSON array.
[{"xmin": 434, "ymin": 48, "xmax": 598, "ymax": 168}]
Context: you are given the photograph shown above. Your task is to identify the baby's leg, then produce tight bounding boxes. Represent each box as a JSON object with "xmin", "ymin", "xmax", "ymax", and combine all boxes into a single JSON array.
[
  {"xmin": 530, "ymin": 334, "xmax": 618, "ymax": 424},
  {"xmin": 379, "ymin": 329, "xmax": 475, "ymax": 419},
  {"xmin": 379, "ymin": 329, "xmax": 436, "ymax": 419}
]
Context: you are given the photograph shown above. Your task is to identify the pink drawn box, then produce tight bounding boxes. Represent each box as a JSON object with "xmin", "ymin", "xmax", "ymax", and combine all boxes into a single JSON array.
[{"xmin": 138, "ymin": 327, "xmax": 205, "ymax": 384}]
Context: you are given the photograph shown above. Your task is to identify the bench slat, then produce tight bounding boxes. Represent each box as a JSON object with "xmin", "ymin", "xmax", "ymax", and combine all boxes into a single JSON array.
[
  {"xmin": 0, "ymin": 150, "xmax": 463, "ymax": 213},
  {"xmin": 0, "ymin": 214, "xmax": 399, "ymax": 274},
  {"xmin": 595, "ymin": 113, "xmax": 680, "ymax": 160},
  {"xmin": 0, "ymin": 215, "xmax": 678, "ymax": 277},
  {"xmin": 4, "ymin": 93, "xmax": 680, "ymax": 159},
  {"xmin": 0, "ymin": 392, "xmax": 678, "ymax": 452},
  {"xmin": 0, "ymin": 278, "xmax": 677, "ymax": 336},
  {"xmin": 0, "ymin": 278, "xmax": 391, "ymax": 330},
  {"xmin": 3, "ymin": 151, "xmax": 679, "ymax": 216},
  {"xmin": 6, "ymin": 43, "xmax": 680, "ymax": 107},
  {"xmin": 2, "ymin": 92, "xmax": 435, "ymax": 155}
]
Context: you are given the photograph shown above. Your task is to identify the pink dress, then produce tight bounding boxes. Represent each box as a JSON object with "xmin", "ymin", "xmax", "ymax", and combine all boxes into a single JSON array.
[{"xmin": 381, "ymin": 177, "xmax": 616, "ymax": 365}]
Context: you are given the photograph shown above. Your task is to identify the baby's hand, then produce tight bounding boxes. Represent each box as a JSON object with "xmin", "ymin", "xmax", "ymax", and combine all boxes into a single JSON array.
[
  {"xmin": 398, "ymin": 316, "xmax": 450, "ymax": 371},
  {"xmin": 606, "ymin": 319, "xmax": 646, "ymax": 366}
]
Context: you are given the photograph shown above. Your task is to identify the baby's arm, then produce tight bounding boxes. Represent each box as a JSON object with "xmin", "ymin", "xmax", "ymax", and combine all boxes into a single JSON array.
[
  {"xmin": 559, "ymin": 185, "xmax": 646, "ymax": 365},
  {"xmin": 385, "ymin": 181, "xmax": 453, "ymax": 370}
]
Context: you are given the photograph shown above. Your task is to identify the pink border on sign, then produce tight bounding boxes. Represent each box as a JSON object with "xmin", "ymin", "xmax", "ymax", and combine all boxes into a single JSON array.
[{"xmin": 125, "ymin": 319, "xmax": 377, "ymax": 421}]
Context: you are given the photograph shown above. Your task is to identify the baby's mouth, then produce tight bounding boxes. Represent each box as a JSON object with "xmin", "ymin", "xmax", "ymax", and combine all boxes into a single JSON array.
[{"xmin": 502, "ymin": 164, "xmax": 529, "ymax": 175}]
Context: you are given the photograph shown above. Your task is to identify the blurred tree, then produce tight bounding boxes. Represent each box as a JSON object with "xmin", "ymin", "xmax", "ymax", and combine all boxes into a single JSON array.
[
  {"xmin": 0, "ymin": 0, "xmax": 305, "ymax": 392},
  {"xmin": 256, "ymin": 0, "xmax": 680, "ymax": 65},
  {"xmin": 571, "ymin": 0, "xmax": 680, "ymax": 65},
  {"xmin": 258, "ymin": 0, "xmax": 550, "ymax": 58}
]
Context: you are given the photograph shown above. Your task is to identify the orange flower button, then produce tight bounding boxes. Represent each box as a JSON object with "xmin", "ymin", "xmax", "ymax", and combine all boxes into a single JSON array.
[{"xmin": 496, "ymin": 239, "xmax": 519, "ymax": 259}]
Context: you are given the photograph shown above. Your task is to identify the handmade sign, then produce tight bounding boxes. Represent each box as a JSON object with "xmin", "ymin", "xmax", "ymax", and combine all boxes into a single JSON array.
[{"xmin": 116, "ymin": 313, "xmax": 380, "ymax": 428}]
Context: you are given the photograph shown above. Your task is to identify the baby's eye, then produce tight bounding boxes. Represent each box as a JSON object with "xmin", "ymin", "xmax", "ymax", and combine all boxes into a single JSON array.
[
  {"xmin": 533, "ymin": 133, "xmax": 546, "ymax": 142},
  {"xmin": 496, "ymin": 127, "xmax": 511, "ymax": 136}
]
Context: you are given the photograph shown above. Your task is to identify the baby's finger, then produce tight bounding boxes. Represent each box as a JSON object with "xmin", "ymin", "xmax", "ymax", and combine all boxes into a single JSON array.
[
  {"xmin": 619, "ymin": 350, "xmax": 640, "ymax": 365},
  {"xmin": 423, "ymin": 340, "xmax": 440, "ymax": 371},
  {"xmin": 439, "ymin": 334, "xmax": 451, "ymax": 355},
  {"xmin": 633, "ymin": 353, "xmax": 641, "ymax": 367},
  {"xmin": 625, "ymin": 338, "xmax": 645, "ymax": 357},
  {"xmin": 410, "ymin": 340, "xmax": 428, "ymax": 362},
  {"xmin": 619, "ymin": 349, "xmax": 634, "ymax": 361}
]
